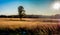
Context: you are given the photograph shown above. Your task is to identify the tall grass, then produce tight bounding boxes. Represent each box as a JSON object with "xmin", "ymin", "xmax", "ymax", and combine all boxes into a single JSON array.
[
  {"xmin": 0, "ymin": 23, "xmax": 59, "ymax": 35},
  {"xmin": 0, "ymin": 18, "xmax": 59, "ymax": 35}
]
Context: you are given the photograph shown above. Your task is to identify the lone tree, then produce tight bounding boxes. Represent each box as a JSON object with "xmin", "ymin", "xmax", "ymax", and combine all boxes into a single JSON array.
[{"xmin": 18, "ymin": 6, "xmax": 25, "ymax": 20}]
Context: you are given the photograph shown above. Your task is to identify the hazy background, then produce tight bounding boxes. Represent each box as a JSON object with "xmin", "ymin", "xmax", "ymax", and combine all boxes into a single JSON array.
[{"xmin": 0, "ymin": 0, "xmax": 60, "ymax": 16}]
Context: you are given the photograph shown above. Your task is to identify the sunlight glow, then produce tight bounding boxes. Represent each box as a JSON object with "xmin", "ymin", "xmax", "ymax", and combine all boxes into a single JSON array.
[{"xmin": 52, "ymin": 2, "xmax": 60, "ymax": 10}]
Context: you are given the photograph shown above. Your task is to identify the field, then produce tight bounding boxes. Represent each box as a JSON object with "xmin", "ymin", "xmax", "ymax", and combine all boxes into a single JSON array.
[{"xmin": 0, "ymin": 18, "xmax": 60, "ymax": 35}]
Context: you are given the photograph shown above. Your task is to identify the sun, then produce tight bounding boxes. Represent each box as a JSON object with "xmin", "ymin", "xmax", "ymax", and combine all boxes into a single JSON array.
[{"xmin": 52, "ymin": 2, "xmax": 60, "ymax": 10}]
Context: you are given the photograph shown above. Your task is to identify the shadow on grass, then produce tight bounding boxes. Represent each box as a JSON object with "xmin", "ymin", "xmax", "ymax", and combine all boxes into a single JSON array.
[
  {"xmin": 5, "ymin": 19, "xmax": 58, "ymax": 23},
  {"xmin": 5, "ymin": 19, "xmax": 26, "ymax": 21},
  {"xmin": 42, "ymin": 20, "xmax": 58, "ymax": 23}
]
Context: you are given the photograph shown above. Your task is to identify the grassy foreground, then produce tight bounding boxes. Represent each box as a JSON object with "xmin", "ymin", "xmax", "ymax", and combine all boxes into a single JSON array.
[{"xmin": 0, "ymin": 18, "xmax": 60, "ymax": 35}]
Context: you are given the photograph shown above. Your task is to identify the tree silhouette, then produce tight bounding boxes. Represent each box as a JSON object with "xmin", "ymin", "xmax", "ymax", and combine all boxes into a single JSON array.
[{"xmin": 18, "ymin": 6, "xmax": 25, "ymax": 20}]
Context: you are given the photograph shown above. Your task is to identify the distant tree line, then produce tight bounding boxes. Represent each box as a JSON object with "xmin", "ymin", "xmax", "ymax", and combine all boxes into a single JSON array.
[
  {"xmin": 0, "ymin": 15, "xmax": 41, "ymax": 18},
  {"xmin": 0, "ymin": 15, "xmax": 60, "ymax": 19},
  {"xmin": 0, "ymin": 15, "xmax": 45, "ymax": 18}
]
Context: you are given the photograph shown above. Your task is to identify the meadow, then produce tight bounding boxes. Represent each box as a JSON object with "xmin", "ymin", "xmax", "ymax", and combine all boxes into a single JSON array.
[{"xmin": 0, "ymin": 18, "xmax": 60, "ymax": 35}]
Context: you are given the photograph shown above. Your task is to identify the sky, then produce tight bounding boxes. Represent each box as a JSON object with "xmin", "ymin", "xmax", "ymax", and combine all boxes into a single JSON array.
[{"xmin": 0, "ymin": 0, "xmax": 60, "ymax": 16}]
